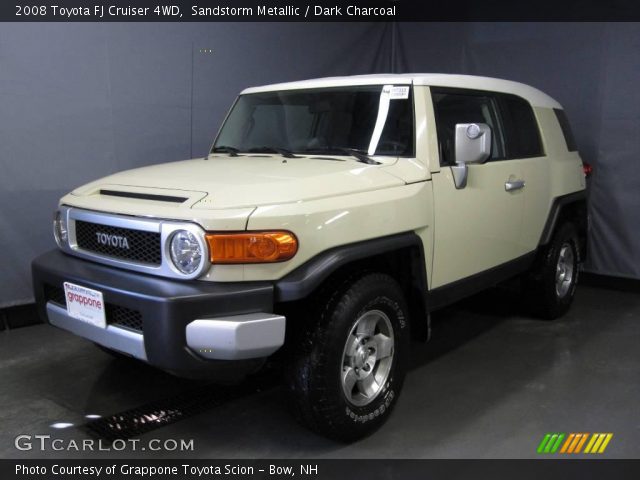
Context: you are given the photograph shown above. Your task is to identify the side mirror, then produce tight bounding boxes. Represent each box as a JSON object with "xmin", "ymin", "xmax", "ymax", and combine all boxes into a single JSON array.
[{"xmin": 451, "ymin": 123, "xmax": 492, "ymax": 189}]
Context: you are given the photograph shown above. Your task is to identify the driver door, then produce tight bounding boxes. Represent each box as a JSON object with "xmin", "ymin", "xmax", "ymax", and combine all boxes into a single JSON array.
[{"xmin": 429, "ymin": 88, "xmax": 528, "ymax": 289}]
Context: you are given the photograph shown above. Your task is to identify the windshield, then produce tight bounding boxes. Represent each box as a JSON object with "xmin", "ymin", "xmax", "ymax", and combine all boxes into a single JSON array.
[{"xmin": 213, "ymin": 85, "xmax": 414, "ymax": 157}]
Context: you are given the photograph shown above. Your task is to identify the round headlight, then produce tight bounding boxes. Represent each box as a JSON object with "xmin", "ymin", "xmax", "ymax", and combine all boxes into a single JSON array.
[
  {"xmin": 53, "ymin": 210, "xmax": 68, "ymax": 246},
  {"xmin": 169, "ymin": 230, "xmax": 202, "ymax": 275}
]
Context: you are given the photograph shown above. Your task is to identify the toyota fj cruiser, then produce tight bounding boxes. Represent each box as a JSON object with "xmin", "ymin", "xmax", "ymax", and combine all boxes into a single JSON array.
[{"xmin": 32, "ymin": 74, "xmax": 587, "ymax": 441}]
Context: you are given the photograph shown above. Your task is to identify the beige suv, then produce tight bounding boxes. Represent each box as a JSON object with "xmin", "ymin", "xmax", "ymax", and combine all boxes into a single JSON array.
[{"xmin": 33, "ymin": 74, "xmax": 587, "ymax": 441}]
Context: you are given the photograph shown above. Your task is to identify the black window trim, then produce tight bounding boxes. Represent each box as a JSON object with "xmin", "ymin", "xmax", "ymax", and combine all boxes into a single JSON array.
[
  {"xmin": 553, "ymin": 108, "xmax": 578, "ymax": 152},
  {"xmin": 430, "ymin": 86, "xmax": 546, "ymax": 164}
]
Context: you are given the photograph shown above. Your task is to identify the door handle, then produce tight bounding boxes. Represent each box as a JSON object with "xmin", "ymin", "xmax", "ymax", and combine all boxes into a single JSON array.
[{"xmin": 505, "ymin": 179, "xmax": 525, "ymax": 192}]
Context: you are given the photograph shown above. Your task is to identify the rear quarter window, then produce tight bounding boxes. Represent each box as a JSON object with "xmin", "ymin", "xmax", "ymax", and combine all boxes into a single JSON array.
[
  {"xmin": 500, "ymin": 95, "xmax": 544, "ymax": 158},
  {"xmin": 553, "ymin": 108, "xmax": 578, "ymax": 152}
]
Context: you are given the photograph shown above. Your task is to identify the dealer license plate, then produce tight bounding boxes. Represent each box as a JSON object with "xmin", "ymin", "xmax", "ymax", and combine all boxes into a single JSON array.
[{"xmin": 63, "ymin": 282, "xmax": 107, "ymax": 329}]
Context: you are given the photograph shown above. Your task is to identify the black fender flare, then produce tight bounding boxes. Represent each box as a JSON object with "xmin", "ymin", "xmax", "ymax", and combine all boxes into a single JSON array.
[
  {"xmin": 539, "ymin": 190, "xmax": 587, "ymax": 246},
  {"xmin": 275, "ymin": 232, "xmax": 427, "ymax": 303}
]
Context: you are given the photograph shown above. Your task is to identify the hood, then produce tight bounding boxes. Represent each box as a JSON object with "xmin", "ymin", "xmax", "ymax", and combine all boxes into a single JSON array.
[{"xmin": 71, "ymin": 155, "xmax": 407, "ymax": 209}]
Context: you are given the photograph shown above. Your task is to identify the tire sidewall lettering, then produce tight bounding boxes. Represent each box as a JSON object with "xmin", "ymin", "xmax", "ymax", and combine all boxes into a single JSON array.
[{"xmin": 345, "ymin": 388, "xmax": 396, "ymax": 424}]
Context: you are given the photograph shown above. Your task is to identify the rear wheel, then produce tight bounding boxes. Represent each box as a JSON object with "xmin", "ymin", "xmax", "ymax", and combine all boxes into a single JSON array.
[
  {"xmin": 286, "ymin": 273, "xmax": 410, "ymax": 442},
  {"xmin": 524, "ymin": 222, "xmax": 580, "ymax": 319}
]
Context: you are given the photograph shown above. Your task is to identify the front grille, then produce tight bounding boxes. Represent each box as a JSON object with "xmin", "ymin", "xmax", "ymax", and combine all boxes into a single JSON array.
[
  {"xmin": 106, "ymin": 304, "xmax": 143, "ymax": 332},
  {"xmin": 75, "ymin": 220, "xmax": 161, "ymax": 265},
  {"xmin": 44, "ymin": 284, "xmax": 143, "ymax": 332},
  {"xmin": 44, "ymin": 284, "xmax": 66, "ymax": 306}
]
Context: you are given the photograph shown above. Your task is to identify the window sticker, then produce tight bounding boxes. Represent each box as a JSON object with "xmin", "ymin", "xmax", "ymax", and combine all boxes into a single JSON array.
[{"xmin": 389, "ymin": 86, "xmax": 410, "ymax": 100}]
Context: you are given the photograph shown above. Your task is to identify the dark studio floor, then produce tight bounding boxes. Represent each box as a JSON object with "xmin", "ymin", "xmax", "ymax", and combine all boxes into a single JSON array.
[{"xmin": 1, "ymin": 283, "xmax": 638, "ymax": 459}]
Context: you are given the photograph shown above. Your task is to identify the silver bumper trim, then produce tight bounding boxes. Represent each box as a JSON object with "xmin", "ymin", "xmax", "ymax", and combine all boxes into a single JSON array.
[
  {"xmin": 186, "ymin": 313, "xmax": 286, "ymax": 360},
  {"xmin": 57, "ymin": 206, "xmax": 209, "ymax": 280},
  {"xmin": 46, "ymin": 302, "xmax": 147, "ymax": 361}
]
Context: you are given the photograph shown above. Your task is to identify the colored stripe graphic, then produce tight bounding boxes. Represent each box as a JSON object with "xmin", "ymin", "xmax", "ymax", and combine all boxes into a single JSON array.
[
  {"xmin": 574, "ymin": 433, "xmax": 589, "ymax": 453},
  {"xmin": 584, "ymin": 433, "xmax": 598, "ymax": 453},
  {"xmin": 550, "ymin": 433, "xmax": 565, "ymax": 453},
  {"xmin": 560, "ymin": 433, "xmax": 575, "ymax": 453},
  {"xmin": 567, "ymin": 433, "xmax": 584, "ymax": 453},
  {"xmin": 538, "ymin": 433, "xmax": 613, "ymax": 454},
  {"xmin": 598, "ymin": 434, "xmax": 614, "ymax": 453},
  {"xmin": 537, "ymin": 433, "xmax": 565, "ymax": 453},
  {"xmin": 537, "ymin": 434, "xmax": 552, "ymax": 453},
  {"xmin": 567, "ymin": 433, "xmax": 580, "ymax": 453},
  {"xmin": 584, "ymin": 433, "xmax": 613, "ymax": 454}
]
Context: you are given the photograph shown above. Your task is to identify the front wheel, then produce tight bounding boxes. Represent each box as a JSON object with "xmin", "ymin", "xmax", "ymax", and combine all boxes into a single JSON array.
[{"xmin": 286, "ymin": 273, "xmax": 410, "ymax": 442}]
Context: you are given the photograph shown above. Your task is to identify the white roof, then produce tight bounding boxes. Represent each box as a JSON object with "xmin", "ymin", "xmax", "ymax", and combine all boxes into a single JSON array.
[{"xmin": 241, "ymin": 73, "xmax": 562, "ymax": 109}]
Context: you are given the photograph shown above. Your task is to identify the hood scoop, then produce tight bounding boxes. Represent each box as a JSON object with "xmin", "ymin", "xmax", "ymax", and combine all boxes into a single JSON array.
[{"xmin": 99, "ymin": 189, "xmax": 188, "ymax": 204}]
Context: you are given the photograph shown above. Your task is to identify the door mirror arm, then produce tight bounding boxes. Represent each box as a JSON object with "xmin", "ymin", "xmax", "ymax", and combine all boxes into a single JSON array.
[{"xmin": 451, "ymin": 162, "xmax": 468, "ymax": 189}]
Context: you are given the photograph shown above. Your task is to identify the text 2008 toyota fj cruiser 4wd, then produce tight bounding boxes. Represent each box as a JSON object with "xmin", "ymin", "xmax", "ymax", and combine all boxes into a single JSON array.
[{"xmin": 33, "ymin": 74, "xmax": 587, "ymax": 441}]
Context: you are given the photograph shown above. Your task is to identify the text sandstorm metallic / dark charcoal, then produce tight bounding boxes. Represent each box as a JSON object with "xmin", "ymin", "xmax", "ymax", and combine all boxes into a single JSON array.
[{"xmin": 75, "ymin": 221, "xmax": 162, "ymax": 265}]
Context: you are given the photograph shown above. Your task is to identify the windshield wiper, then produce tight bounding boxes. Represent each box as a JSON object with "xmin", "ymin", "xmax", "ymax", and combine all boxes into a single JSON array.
[
  {"xmin": 339, "ymin": 148, "xmax": 381, "ymax": 165},
  {"xmin": 298, "ymin": 150, "xmax": 347, "ymax": 161},
  {"xmin": 302, "ymin": 147, "xmax": 380, "ymax": 165},
  {"xmin": 211, "ymin": 145, "xmax": 240, "ymax": 157},
  {"xmin": 248, "ymin": 146, "xmax": 299, "ymax": 158}
]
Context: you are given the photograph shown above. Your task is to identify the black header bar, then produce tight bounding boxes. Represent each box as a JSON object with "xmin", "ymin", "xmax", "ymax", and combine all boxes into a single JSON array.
[
  {"xmin": 2, "ymin": 0, "xmax": 640, "ymax": 22},
  {"xmin": 4, "ymin": 459, "xmax": 640, "ymax": 480}
]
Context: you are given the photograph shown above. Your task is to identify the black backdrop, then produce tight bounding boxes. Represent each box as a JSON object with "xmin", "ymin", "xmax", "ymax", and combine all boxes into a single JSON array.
[
  {"xmin": 394, "ymin": 23, "xmax": 640, "ymax": 281},
  {"xmin": 1, "ymin": 22, "xmax": 638, "ymax": 307},
  {"xmin": 0, "ymin": 22, "xmax": 389, "ymax": 306}
]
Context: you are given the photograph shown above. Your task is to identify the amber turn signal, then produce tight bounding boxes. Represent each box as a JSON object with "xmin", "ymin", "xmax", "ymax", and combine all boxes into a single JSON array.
[{"xmin": 206, "ymin": 231, "xmax": 298, "ymax": 264}]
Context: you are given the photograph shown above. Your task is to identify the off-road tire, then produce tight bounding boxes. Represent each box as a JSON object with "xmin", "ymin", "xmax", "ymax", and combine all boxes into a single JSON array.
[
  {"xmin": 286, "ymin": 273, "xmax": 410, "ymax": 442},
  {"xmin": 525, "ymin": 222, "xmax": 580, "ymax": 320}
]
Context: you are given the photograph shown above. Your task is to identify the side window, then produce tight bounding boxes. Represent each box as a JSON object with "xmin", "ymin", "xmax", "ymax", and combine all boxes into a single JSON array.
[
  {"xmin": 553, "ymin": 108, "xmax": 578, "ymax": 152},
  {"xmin": 432, "ymin": 90, "xmax": 506, "ymax": 166},
  {"xmin": 500, "ymin": 95, "xmax": 544, "ymax": 158}
]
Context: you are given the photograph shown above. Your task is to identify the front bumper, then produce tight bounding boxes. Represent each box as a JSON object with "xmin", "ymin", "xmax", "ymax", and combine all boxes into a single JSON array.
[{"xmin": 32, "ymin": 250, "xmax": 285, "ymax": 380}]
